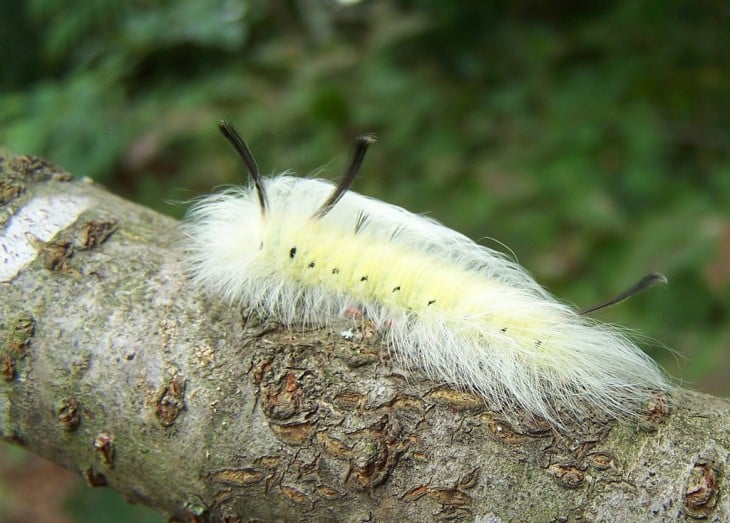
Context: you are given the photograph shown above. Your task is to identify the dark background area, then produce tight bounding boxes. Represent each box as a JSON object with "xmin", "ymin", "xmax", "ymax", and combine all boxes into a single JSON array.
[{"xmin": 1, "ymin": 1, "xmax": 728, "ymax": 520}]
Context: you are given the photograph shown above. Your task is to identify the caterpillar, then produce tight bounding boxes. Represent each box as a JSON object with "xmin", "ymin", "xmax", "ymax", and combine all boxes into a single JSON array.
[{"xmin": 183, "ymin": 121, "xmax": 670, "ymax": 427}]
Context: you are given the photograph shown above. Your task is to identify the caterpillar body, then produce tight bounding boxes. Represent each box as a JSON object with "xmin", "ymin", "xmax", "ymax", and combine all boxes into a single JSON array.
[{"xmin": 183, "ymin": 121, "xmax": 670, "ymax": 427}]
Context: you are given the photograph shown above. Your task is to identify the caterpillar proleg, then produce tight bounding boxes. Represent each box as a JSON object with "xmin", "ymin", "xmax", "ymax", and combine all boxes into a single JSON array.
[{"xmin": 183, "ymin": 121, "xmax": 670, "ymax": 426}]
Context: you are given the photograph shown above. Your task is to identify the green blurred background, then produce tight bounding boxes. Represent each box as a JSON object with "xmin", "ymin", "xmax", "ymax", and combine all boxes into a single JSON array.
[{"xmin": 1, "ymin": 0, "xmax": 728, "ymax": 521}]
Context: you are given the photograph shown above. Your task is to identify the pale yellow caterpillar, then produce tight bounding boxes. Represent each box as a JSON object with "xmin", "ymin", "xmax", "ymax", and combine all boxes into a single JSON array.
[{"xmin": 183, "ymin": 121, "xmax": 670, "ymax": 427}]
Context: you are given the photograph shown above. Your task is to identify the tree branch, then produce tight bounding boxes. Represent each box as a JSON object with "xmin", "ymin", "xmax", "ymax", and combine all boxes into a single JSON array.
[{"xmin": 1, "ymin": 151, "xmax": 728, "ymax": 522}]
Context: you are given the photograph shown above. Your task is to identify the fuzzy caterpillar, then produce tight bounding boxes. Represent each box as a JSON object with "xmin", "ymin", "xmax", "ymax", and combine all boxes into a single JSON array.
[{"xmin": 183, "ymin": 121, "xmax": 670, "ymax": 427}]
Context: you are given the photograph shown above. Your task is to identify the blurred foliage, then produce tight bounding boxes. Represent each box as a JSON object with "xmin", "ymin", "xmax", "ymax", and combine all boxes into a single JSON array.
[
  {"xmin": 64, "ymin": 481, "xmax": 165, "ymax": 523},
  {"xmin": 1, "ymin": 0, "xmax": 729, "ymax": 519}
]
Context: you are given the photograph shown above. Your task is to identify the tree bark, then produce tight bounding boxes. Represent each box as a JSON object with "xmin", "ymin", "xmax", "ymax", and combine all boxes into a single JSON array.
[{"xmin": 0, "ymin": 151, "xmax": 728, "ymax": 522}]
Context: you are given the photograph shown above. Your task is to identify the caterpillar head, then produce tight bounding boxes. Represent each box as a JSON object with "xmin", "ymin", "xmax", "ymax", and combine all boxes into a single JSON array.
[
  {"xmin": 189, "ymin": 121, "xmax": 374, "ymax": 304},
  {"xmin": 183, "ymin": 188, "xmax": 265, "ymax": 302}
]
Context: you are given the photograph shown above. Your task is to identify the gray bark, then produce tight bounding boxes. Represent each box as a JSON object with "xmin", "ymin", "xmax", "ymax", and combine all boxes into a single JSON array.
[{"xmin": 0, "ymin": 151, "xmax": 728, "ymax": 522}]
